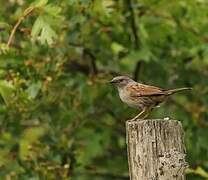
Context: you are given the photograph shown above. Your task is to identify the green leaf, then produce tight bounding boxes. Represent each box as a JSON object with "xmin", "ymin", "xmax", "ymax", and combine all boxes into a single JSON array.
[
  {"xmin": 40, "ymin": 24, "xmax": 57, "ymax": 45},
  {"xmin": 186, "ymin": 167, "xmax": 208, "ymax": 178},
  {"xmin": 139, "ymin": 23, "xmax": 149, "ymax": 40},
  {"xmin": 0, "ymin": 22, "xmax": 10, "ymax": 30},
  {"xmin": 0, "ymin": 43, "xmax": 9, "ymax": 54},
  {"xmin": 19, "ymin": 126, "xmax": 45, "ymax": 160},
  {"xmin": 32, "ymin": 0, "xmax": 48, "ymax": 8},
  {"xmin": 111, "ymin": 42, "xmax": 127, "ymax": 55},
  {"xmin": 102, "ymin": 0, "xmax": 114, "ymax": 16},
  {"xmin": 93, "ymin": 0, "xmax": 114, "ymax": 17},
  {"xmin": 43, "ymin": 4, "xmax": 62, "ymax": 17},
  {"xmin": 31, "ymin": 3, "xmax": 62, "ymax": 45},
  {"xmin": 31, "ymin": 16, "xmax": 57, "ymax": 45},
  {"xmin": 120, "ymin": 48, "xmax": 155, "ymax": 71},
  {"xmin": 26, "ymin": 81, "xmax": 42, "ymax": 98},
  {"xmin": 31, "ymin": 16, "xmax": 45, "ymax": 37},
  {"xmin": 0, "ymin": 80, "xmax": 15, "ymax": 105}
]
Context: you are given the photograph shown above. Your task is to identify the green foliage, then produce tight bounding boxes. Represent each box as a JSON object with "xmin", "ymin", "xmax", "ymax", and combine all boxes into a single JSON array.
[
  {"xmin": 31, "ymin": 2, "xmax": 63, "ymax": 45},
  {"xmin": 0, "ymin": 0, "xmax": 208, "ymax": 179},
  {"xmin": 0, "ymin": 80, "xmax": 15, "ymax": 105}
]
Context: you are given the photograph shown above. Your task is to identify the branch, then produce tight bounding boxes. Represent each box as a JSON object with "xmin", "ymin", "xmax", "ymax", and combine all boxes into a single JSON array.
[
  {"xmin": 7, "ymin": 6, "xmax": 34, "ymax": 48},
  {"xmin": 126, "ymin": 0, "xmax": 145, "ymax": 81},
  {"xmin": 133, "ymin": 61, "xmax": 143, "ymax": 81},
  {"xmin": 127, "ymin": 0, "xmax": 139, "ymax": 49},
  {"xmin": 65, "ymin": 59, "xmax": 120, "ymax": 76},
  {"xmin": 83, "ymin": 48, "xmax": 98, "ymax": 74}
]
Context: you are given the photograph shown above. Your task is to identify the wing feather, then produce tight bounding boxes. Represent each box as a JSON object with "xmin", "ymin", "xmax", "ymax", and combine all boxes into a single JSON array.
[{"xmin": 126, "ymin": 83, "xmax": 166, "ymax": 97}]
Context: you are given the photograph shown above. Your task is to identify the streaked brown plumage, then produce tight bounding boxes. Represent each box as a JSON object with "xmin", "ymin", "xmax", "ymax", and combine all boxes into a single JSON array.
[{"xmin": 110, "ymin": 76, "xmax": 192, "ymax": 120}]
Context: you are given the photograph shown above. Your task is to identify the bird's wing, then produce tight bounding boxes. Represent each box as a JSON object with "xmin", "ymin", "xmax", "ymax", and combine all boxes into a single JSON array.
[{"xmin": 126, "ymin": 83, "xmax": 166, "ymax": 97}]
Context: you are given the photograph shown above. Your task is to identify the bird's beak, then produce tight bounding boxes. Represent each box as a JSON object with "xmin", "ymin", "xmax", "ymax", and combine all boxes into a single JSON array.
[{"xmin": 109, "ymin": 79, "xmax": 116, "ymax": 84}]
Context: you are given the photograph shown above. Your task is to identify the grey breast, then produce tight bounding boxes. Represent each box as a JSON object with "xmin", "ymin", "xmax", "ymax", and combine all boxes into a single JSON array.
[{"xmin": 118, "ymin": 86, "xmax": 142, "ymax": 109}]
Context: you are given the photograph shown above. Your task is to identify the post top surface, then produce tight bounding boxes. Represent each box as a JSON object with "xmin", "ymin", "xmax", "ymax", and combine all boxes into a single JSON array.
[{"xmin": 126, "ymin": 119, "xmax": 181, "ymax": 125}]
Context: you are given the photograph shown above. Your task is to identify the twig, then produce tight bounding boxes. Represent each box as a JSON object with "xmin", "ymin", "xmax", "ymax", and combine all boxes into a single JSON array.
[{"xmin": 7, "ymin": 6, "xmax": 35, "ymax": 48}]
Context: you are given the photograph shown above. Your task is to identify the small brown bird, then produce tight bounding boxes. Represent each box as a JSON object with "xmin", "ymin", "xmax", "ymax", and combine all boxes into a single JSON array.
[{"xmin": 110, "ymin": 76, "xmax": 191, "ymax": 120}]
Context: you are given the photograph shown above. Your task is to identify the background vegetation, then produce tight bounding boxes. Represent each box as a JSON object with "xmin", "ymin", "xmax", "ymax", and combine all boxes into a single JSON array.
[{"xmin": 0, "ymin": 0, "xmax": 208, "ymax": 179}]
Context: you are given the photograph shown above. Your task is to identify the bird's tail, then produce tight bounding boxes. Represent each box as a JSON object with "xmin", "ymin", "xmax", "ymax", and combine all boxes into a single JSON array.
[{"xmin": 165, "ymin": 87, "xmax": 192, "ymax": 95}]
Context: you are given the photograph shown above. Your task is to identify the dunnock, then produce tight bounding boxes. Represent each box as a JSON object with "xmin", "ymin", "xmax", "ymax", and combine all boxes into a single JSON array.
[{"xmin": 110, "ymin": 76, "xmax": 191, "ymax": 120}]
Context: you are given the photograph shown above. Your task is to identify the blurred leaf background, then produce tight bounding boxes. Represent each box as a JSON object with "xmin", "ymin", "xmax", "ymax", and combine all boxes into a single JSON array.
[{"xmin": 0, "ymin": 0, "xmax": 208, "ymax": 179}]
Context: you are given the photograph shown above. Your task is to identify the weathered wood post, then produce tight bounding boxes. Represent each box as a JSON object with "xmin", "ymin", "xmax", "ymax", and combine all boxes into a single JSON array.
[{"xmin": 126, "ymin": 119, "xmax": 188, "ymax": 180}]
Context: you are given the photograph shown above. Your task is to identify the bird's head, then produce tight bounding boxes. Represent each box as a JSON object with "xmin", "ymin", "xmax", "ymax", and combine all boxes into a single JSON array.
[{"xmin": 110, "ymin": 76, "xmax": 134, "ymax": 88}]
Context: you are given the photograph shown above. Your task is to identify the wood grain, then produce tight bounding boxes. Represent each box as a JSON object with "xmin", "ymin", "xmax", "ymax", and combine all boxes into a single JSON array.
[{"xmin": 126, "ymin": 119, "xmax": 188, "ymax": 180}]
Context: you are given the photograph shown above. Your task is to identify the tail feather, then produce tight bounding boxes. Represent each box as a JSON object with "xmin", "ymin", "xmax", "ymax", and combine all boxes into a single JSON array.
[{"xmin": 165, "ymin": 87, "xmax": 192, "ymax": 95}]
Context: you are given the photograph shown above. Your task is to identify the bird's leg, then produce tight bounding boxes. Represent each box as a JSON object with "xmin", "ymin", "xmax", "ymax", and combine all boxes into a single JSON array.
[
  {"xmin": 141, "ymin": 111, "xmax": 150, "ymax": 119},
  {"xmin": 130, "ymin": 108, "xmax": 146, "ymax": 121},
  {"xmin": 141, "ymin": 107, "xmax": 153, "ymax": 119},
  {"xmin": 130, "ymin": 107, "xmax": 153, "ymax": 121},
  {"xmin": 140, "ymin": 107, "xmax": 153, "ymax": 120}
]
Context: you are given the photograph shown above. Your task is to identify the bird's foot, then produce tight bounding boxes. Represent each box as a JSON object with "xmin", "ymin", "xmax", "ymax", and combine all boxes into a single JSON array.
[
  {"xmin": 127, "ymin": 118, "xmax": 137, "ymax": 122},
  {"xmin": 128, "ymin": 117, "xmax": 144, "ymax": 122}
]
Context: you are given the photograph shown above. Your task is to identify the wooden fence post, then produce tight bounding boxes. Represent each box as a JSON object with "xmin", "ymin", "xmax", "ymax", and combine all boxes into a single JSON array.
[{"xmin": 126, "ymin": 119, "xmax": 188, "ymax": 180}]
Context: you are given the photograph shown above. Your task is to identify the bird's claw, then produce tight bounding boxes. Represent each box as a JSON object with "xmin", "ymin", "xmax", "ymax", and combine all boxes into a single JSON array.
[{"xmin": 128, "ymin": 117, "xmax": 144, "ymax": 122}]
